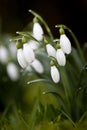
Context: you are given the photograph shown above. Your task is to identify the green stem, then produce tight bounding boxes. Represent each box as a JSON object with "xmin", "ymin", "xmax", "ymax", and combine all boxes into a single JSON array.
[
  {"xmin": 16, "ymin": 31, "xmax": 42, "ymax": 44},
  {"xmin": 57, "ymin": 67, "xmax": 77, "ymax": 127},
  {"xmin": 61, "ymin": 67, "xmax": 72, "ymax": 97},
  {"xmin": 29, "ymin": 10, "xmax": 54, "ymax": 41},
  {"xmin": 55, "ymin": 24, "xmax": 85, "ymax": 63},
  {"xmin": 59, "ymin": 67, "xmax": 72, "ymax": 113}
]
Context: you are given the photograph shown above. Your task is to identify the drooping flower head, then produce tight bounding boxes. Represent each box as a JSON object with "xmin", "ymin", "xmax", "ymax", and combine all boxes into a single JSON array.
[
  {"xmin": 59, "ymin": 28, "xmax": 71, "ymax": 54},
  {"xmin": 17, "ymin": 48, "xmax": 28, "ymax": 68},
  {"xmin": 23, "ymin": 43, "xmax": 35, "ymax": 64},
  {"xmin": 16, "ymin": 41, "xmax": 28, "ymax": 68},
  {"xmin": 50, "ymin": 65, "xmax": 60, "ymax": 83},
  {"xmin": 16, "ymin": 39, "xmax": 36, "ymax": 68},
  {"xmin": 56, "ymin": 48, "xmax": 66, "ymax": 66},
  {"xmin": 33, "ymin": 18, "xmax": 44, "ymax": 41},
  {"xmin": 31, "ymin": 59, "xmax": 44, "ymax": 74},
  {"xmin": 7, "ymin": 63, "xmax": 19, "ymax": 81},
  {"xmin": 50, "ymin": 61, "xmax": 60, "ymax": 83},
  {"xmin": 46, "ymin": 44, "xmax": 56, "ymax": 58}
]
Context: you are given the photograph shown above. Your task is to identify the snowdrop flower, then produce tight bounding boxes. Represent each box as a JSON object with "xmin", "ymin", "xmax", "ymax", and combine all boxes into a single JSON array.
[
  {"xmin": 0, "ymin": 45, "xmax": 9, "ymax": 64},
  {"xmin": 56, "ymin": 48, "xmax": 66, "ymax": 66},
  {"xmin": 28, "ymin": 40, "xmax": 40, "ymax": 50},
  {"xmin": 23, "ymin": 43, "xmax": 35, "ymax": 64},
  {"xmin": 6, "ymin": 63, "xmax": 19, "ymax": 81},
  {"xmin": 46, "ymin": 44, "xmax": 56, "ymax": 58},
  {"xmin": 50, "ymin": 65, "xmax": 60, "ymax": 83},
  {"xmin": 33, "ymin": 22, "xmax": 44, "ymax": 41},
  {"xmin": 31, "ymin": 59, "xmax": 44, "ymax": 74},
  {"xmin": 17, "ymin": 48, "xmax": 28, "ymax": 68},
  {"xmin": 60, "ymin": 34, "xmax": 71, "ymax": 54}
]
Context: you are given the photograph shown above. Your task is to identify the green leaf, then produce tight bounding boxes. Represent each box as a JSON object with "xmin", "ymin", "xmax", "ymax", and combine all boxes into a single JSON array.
[
  {"xmin": 78, "ymin": 111, "xmax": 87, "ymax": 124},
  {"xmin": 28, "ymin": 100, "xmax": 43, "ymax": 130},
  {"xmin": 60, "ymin": 110, "xmax": 77, "ymax": 128},
  {"xmin": 43, "ymin": 91, "xmax": 70, "ymax": 116},
  {"xmin": 27, "ymin": 78, "xmax": 52, "ymax": 85}
]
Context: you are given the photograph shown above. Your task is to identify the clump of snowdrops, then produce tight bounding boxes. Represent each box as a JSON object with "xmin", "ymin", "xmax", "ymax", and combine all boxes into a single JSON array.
[{"xmin": 0, "ymin": 10, "xmax": 87, "ymax": 130}]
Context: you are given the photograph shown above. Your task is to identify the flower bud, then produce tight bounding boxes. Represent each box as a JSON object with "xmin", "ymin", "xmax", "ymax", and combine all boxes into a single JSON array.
[
  {"xmin": 7, "ymin": 63, "xmax": 19, "ymax": 81},
  {"xmin": 50, "ymin": 65, "xmax": 60, "ymax": 83},
  {"xmin": 33, "ymin": 22, "xmax": 44, "ymax": 41},
  {"xmin": 60, "ymin": 34, "xmax": 71, "ymax": 54},
  {"xmin": 17, "ymin": 48, "xmax": 28, "ymax": 68},
  {"xmin": 31, "ymin": 59, "xmax": 44, "ymax": 74},
  {"xmin": 23, "ymin": 43, "xmax": 35, "ymax": 63},
  {"xmin": 56, "ymin": 49, "xmax": 66, "ymax": 66},
  {"xmin": 46, "ymin": 44, "xmax": 56, "ymax": 58}
]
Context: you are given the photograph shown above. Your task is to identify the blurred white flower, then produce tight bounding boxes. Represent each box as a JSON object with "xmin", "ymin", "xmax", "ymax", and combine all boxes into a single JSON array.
[
  {"xmin": 50, "ymin": 65, "xmax": 60, "ymax": 83},
  {"xmin": 56, "ymin": 49, "xmax": 66, "ymax": 66},
  {"xmin": 17, "ymin": 48, "xmax": 28, "ymax": 68},
  {"xmin": 0, "ymin": 45, "xmax": 9, "ymax": 64},
  {"xmin": 8, "ymin": 42, "xmax": 17, "ymax": 58},
  {"xmin": 33, "ymin": 22, "xmax": 44, "ymax": 41},
  {"xmin": 60, "ymin": 34, "xmax": 71, "ymax": 54},
  {"xmin": 46, "ymin": 44, "xmax": 56, "ymax": 58},
  {"xmin": 31, "ymin": 59, "xmax": 44, "ymax": 74},
  {"xmin": 23, "ymin": 43, "xmax": 35, "ymax": 64},
  {"xmin": 28, "ymin": 40, "xmax": 40, "ymax": 50},
  {"xmin": 6, "ymin": 63, "xmax": 19, "ymax": 81}
]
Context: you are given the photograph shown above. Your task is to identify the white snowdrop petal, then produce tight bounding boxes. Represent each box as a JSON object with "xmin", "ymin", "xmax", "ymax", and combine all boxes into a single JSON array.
[
  {"xmin": 46, "ymin": 44, "xmax": 56, "ymax": 58},
  {"xmin": 33, "ymin": 22, "xmax": 44, "ymax": 41},
  {"xmin": 60, "ymin": 34, "xmax": 71, "ymax": 54},
  {"xmin": 23, "ymin": 44, "xmax": 35, "ymax": 63},
  {"xmin": 17, "ymin": 49, "xmax": 28, "ymax": 68},
  {"xmin": 7, "ymin": 63, "xmax": 19, "ymax": 81},
  {"xmin": 31, "ymin": 59, "xmax": 44, "ymax": 74},
  {"xmin": 26, "ymin": 65, "xmax": 33, "ymax": 72},
  {"xmin": 56, "ymin": 49, "xmax": 66, "ymax": 66},
  {"xmin": 51, "ymin": 66, "xmax": 60, "ymax": 83},
  {"xmin": 28, "ymin": 40, "xmax": 40, "ymax": 50},
  {"xmin": 0, "ymin": 45, "xmax": 9, "ymax": 64}
]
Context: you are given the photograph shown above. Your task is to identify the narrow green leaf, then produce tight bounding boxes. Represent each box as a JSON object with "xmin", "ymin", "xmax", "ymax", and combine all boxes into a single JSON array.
[
  {"xmin": 61, "ymin": 110, "xmax": 77, "ymax": 128},
  {"xmin": 27, "ymin": 78, "xmax": 52, "ymax": 85},
  {"xmin": 78, "ymin": 111, "xmax": 87, "ymax": 124}
]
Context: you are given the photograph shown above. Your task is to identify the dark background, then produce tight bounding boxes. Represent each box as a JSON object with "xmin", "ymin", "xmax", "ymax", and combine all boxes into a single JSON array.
[{"xmin": 0, "ymin": 0, "xmax": 87, "ymax": 44}]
